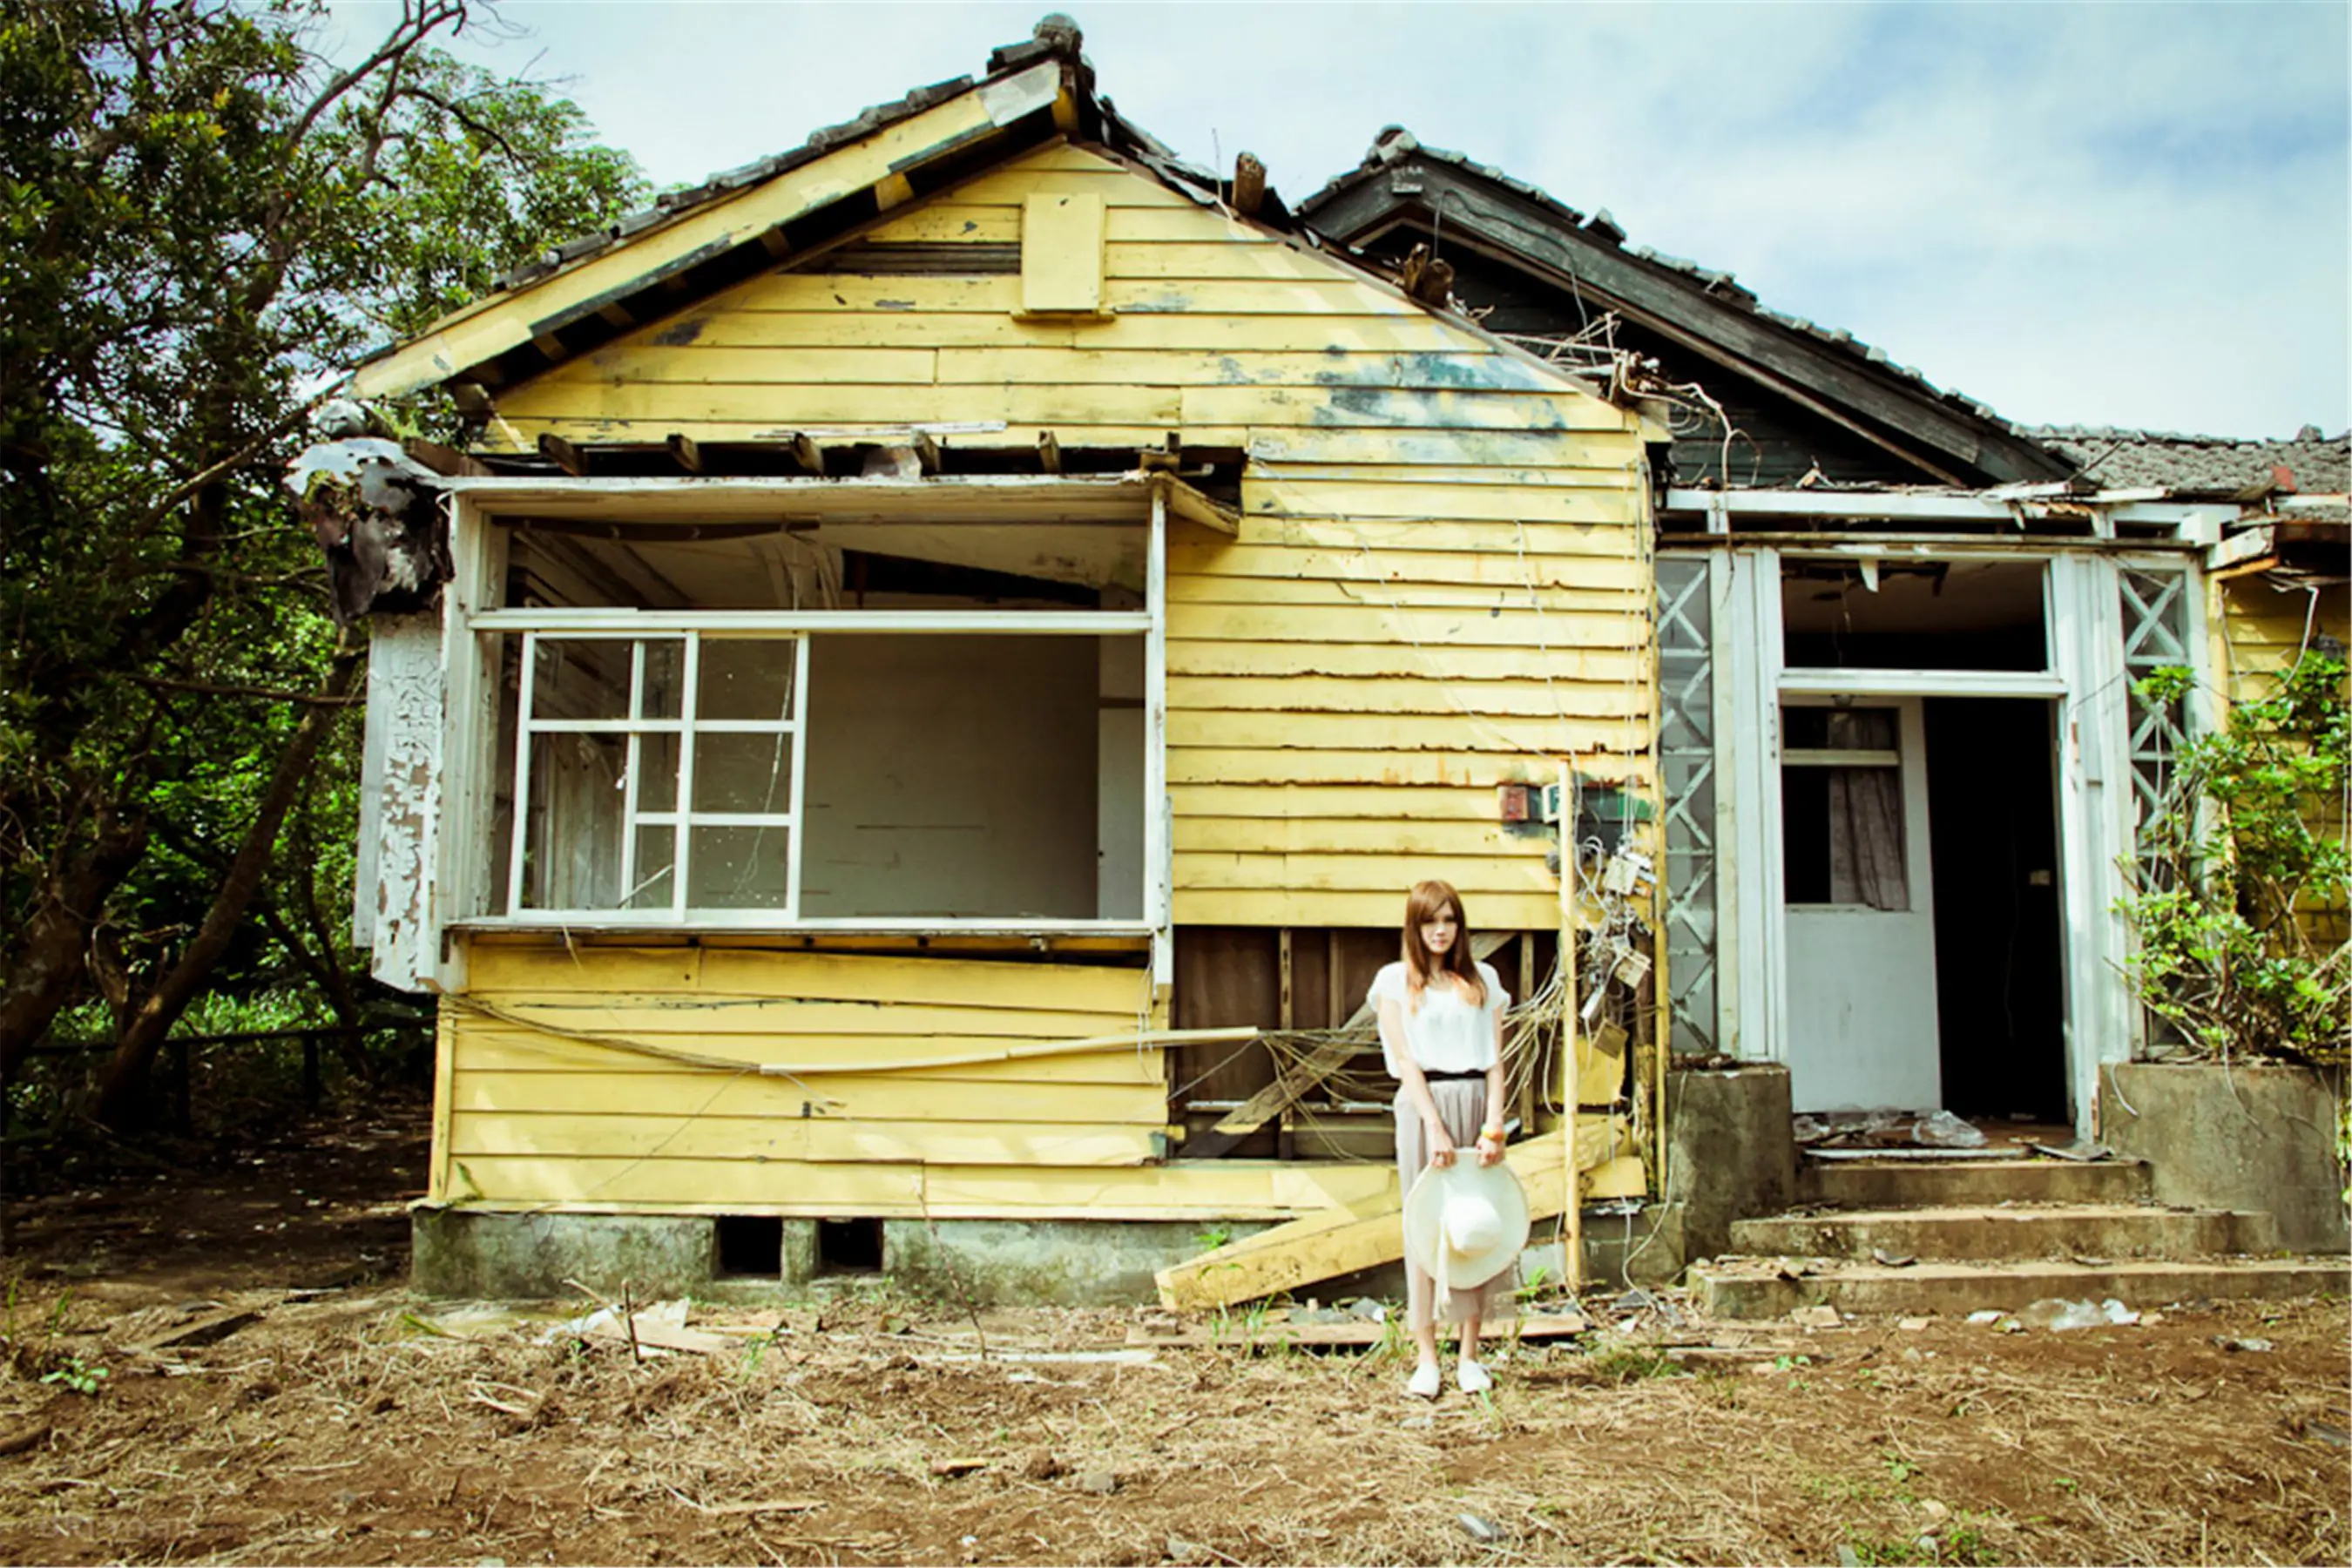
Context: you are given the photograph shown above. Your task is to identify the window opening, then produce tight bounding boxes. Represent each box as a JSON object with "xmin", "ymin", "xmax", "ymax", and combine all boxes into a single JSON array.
[
  {"xmin": 1781, "ymin": 706, "xmax": 1907, "ymax": 909},
  {"xmin": 815, "ymin": 1218, "xmax": 883, "ymax": 1274},
  {"xmin": 715, "ymin": 1215, "xmax": 785, "ymax": 1279},
  {"xmin": 1781, "ymin": 559, "xmax": 2048, "ymax": 672}
]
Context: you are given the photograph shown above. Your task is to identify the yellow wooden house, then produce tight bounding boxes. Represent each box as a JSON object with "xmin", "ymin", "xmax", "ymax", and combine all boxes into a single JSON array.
[{"xmin": 341, "ymin": 25, "xmax": 1665, "ymax": 1301}]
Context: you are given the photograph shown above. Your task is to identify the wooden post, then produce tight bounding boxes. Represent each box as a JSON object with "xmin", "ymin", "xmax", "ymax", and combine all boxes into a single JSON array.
[
  {"xmin": 1558, "ymin": 760, "xmax": 1582, "ymax": 1289},
  {"xmin": 1276, "ymin": 929, "xmax": 1295, "ymax": 1160}
]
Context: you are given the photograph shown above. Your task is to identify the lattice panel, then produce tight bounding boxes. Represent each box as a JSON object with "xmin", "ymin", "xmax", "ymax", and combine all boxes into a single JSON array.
[{"xmin": 1657, "ymin": 558, "xmax": 1719, "ymax": 1057}]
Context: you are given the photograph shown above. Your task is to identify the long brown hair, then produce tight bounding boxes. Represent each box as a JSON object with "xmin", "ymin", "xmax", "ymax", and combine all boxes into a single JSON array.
[{"xmin": 1402, "ymin": 879, "xmax": 1485, "ymax": 1010}]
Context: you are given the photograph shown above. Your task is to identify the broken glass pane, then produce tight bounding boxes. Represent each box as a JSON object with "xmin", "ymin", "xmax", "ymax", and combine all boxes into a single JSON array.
[
  {"xmin": 697, "ymin": 638, "xmax": 798, "ymax": 722},
  {"xmin": 687, "ymin": 826, "xmax": 794, "ymax": 910},
  {"xmin": 532, "ymin": 639, "xmax": 632, "ymax": 721},
  {"xmin": 692, "ymin": 733, "xmax": 797, "ymax": 815}
]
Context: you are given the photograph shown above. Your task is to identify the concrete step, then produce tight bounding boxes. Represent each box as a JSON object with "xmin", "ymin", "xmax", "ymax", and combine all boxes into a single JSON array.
[
  {"xmin": 1730, "ymin": 1202, "xmax": 2276, "ymax": 1263},
  {"xmin": 1690, "ymin": 1254, "xmax": 2349, "ymax": 1320},
  {"xmin": 1797, "ymin": 1155, "xmax": 2152, "ymax": 1209}
]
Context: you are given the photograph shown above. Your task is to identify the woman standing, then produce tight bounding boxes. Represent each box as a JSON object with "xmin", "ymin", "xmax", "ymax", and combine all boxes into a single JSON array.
[{"xmin": 1370, "ymin": 879, "xmax": 1516, "ymax": 1397}]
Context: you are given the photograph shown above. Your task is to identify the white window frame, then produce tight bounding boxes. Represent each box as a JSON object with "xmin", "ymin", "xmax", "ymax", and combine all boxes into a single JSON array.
[{"xmin": 427, "ymin": 477, "xmax": 1195, "ymax": 950}]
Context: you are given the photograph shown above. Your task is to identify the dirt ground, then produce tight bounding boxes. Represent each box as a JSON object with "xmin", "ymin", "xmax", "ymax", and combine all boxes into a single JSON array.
[{"xmin": 0, "ymin": 1104, "xmax": 2345, "ymax": 1566}]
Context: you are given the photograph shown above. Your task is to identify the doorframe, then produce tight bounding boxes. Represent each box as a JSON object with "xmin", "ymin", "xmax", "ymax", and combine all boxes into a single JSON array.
[{"xmin": 1714, "ymin": 544, "xmax": 2203, "ymax": 1135}]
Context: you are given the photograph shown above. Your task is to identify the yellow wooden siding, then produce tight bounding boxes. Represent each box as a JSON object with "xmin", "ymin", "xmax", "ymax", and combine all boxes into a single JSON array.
[
  {"xmin": 436, "ymin": 943, "xmax": 1174, "ymax": 1206},
  {"xmin": 2213, "ymin": 576, "xmax": 2349, "ymax": 945},
  {"xmin": 486, "ymin": 140, "xmax": 1652, "ymax": 933}
]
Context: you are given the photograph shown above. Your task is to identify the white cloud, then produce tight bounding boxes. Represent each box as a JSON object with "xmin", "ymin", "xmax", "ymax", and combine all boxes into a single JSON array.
[{"xmin": 326, "ymin": 0, "xmax": 2348, "ymax": 436}]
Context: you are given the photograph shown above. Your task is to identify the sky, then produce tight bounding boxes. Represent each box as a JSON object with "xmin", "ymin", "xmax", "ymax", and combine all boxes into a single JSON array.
[{"xmin": 325, "ymin": 1, "xmax": 2350, "ymax": 439}]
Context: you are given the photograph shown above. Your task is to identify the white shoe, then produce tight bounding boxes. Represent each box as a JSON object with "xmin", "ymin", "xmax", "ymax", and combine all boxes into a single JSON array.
[
  {"xmin": 1456, "ymin": 1359, "xmax": 1492, "ymax": 1395},
  {"xmin": 1405, "ymin": 1361, "xmax": 1443, "ymax": 1399}
]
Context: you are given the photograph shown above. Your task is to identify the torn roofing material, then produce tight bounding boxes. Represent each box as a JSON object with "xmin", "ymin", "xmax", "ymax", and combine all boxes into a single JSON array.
[
  {"xmin": 1298, "ymin": 126, "xmax": 2072, "ymax": 485},
  {"xmin": 2028, "ymin": 425, "xmax": 2350, "ymax": 498}
]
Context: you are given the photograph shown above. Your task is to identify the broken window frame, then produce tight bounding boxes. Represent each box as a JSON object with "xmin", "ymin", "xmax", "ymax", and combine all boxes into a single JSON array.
[{"xmin": 434, "ymin": 478, "xmax": 1188, "ymax": 943}]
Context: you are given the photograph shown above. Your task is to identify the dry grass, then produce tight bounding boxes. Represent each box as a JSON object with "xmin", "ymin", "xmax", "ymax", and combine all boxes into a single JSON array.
[{"xmin": 0, "ymin": 1280, "xmax": 2343, "ymax": 1565}]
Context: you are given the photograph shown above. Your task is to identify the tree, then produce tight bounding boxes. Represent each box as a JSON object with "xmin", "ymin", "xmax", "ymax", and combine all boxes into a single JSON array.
[
  {"xmin": 2119, "ymin": 651, "xmax": 2350, "ymax": 1068},
  {"xmin": 0, "ymin": 0, "xmax": 647, "ymax": 1126}
]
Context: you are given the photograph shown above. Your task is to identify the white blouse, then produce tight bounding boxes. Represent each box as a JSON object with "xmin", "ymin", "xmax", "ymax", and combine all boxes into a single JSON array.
[{"xmin": 1368, "ymin": 959, "xmax": 1510, "ymax": 1078}]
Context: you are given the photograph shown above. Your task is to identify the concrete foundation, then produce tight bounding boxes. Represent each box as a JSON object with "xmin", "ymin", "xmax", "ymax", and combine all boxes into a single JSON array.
[
  {"xmin": 2103, "ymin": 1062, "xmax": 2349, "ymax": 1254},
  {"xmin": 412, "ymin": 1209, "xmax": 717, "ymax": 1300},
  {"xmin": 882, "ymin": 1219, "xmax": 1265, "ymax": 1307},
  {"xmin": 1666, "ymin": 1064, "xmax": 1797, "ymax": 1264}
]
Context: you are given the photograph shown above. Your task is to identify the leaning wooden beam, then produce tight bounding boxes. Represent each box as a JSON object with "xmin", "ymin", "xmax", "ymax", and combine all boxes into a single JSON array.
[
  {"xmin": 666, "ymin": 432, "xmax": 705, "ymax": 475},
  {"xmin": 1155, "ymin": 1119, "xmax": 1625, "ymax": 1311},
  {"xmin": 1036, "ymin": 429, "xmax": 1062, "ymax": 475},
  {"xmin": 910, "ymin": 429, "xmax": 943, "ymax": 476},
  {"xmin": 1179, "ymin": 930, "xmax": 1512, "ymax": 1160},
  {"xmin": 788, "ymin": 432, "xmax": 826, "ymax": 476},
  {"xmin": 537, "ymin": 432, "xmax": 587, "ymax": 477},
  {"xmin": 1231, "ymin": 152, "xmax": 1267, "ymax": 219}
]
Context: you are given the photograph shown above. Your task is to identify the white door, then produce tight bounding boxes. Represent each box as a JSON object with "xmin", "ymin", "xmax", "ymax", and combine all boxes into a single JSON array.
[{"xmin": 1781, "ymin": 698, "xmax": 1940, "ymax": 1112}]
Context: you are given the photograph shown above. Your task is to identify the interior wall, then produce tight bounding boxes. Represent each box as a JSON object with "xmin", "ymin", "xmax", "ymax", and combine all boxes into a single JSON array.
[
  {"xmin": 1097, "ymin": 636, "xmax": 1145, "ymax": 920},
  {"xmin": 798, "ymin": 633, "xmax": 1104, "ymax": 918}
]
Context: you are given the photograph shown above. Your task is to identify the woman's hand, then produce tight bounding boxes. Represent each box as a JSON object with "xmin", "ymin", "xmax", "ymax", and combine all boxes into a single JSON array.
[
  {"xmin": 1424, "ymin": 1114, "xmax": 1457, "ymax": 1169},
  {"xmin": 1475, "ymin": 1125, "xmax": 1507, "ymax": 1167}
]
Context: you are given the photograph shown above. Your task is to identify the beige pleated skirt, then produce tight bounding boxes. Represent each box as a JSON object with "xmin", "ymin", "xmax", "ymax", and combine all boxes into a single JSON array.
[{"xmin": 1395, "ymin": 1078, "xmax": 1518, "ymax": 1329}]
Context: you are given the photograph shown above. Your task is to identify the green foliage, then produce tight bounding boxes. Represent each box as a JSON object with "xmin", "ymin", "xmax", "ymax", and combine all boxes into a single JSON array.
[
  {"xmin": 39, "ymin": 1355, "xmax": 109, "ymax": 1396},
  {"xmin": 2118, "ymin": 652, "xmax": 2350, "ymax": 1065},
  {"xmin": 0, "ymin": 1, "xmax": 645, "ymax": 1123}
]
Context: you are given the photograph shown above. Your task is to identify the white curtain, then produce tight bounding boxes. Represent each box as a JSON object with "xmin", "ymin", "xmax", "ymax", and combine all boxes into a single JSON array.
[{"xmin": 1825, "ymin": 710, "xmax": 1906, "ymax": 910}]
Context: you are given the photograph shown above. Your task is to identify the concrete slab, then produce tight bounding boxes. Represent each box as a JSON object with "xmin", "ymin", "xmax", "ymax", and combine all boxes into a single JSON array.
[
  {"xmin": 412, "ymin": 1210, "xmax": 714, "ymax": 1300},
  {"xmin": 1667, "ymin": 1065, "xmax": 1795, "ymax": 1262},
  {"xmin": 1799, "ymin": 1157, "xmax": 2153, "ymax": 1209},
  {"xmin": 1690, "ymin": 1255, "xmax": 2350, "ymax": 1319},
  {"xmin": 1731, "ymin": 1203, "xmax": 2274, "ymax": 1262},
  {"xmin": 2104, "ymin": 1062, "xmax": 2349, "ymax": 1254}
]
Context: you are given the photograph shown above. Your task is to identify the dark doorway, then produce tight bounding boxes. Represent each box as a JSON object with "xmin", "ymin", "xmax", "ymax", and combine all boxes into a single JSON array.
[{"xmin": 1923, "ymin": 699, "xmax": 2067, "ymax": 1121}]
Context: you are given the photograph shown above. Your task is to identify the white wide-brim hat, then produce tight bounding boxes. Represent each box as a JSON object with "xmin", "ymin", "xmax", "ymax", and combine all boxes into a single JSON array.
[{"xmin": 1402, "ymin": 1159, "xmax": 1531, "ymax": 1295}]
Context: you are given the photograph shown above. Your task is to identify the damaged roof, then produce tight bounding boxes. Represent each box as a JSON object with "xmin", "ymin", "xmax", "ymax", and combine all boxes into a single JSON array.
[
  {"xmin": 1298, "ymin": 127, "xmax": 2073, "ymax": 486},
  {"xmin": 2027, "ymin": 425, "xmax": 2351, "ymax": 498}
]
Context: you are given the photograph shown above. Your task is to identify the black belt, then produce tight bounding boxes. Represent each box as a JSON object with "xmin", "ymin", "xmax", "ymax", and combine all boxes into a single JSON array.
[{"xmin": 1421, "ymin": 1069, "xmax": 1487, "ymax": 1083}]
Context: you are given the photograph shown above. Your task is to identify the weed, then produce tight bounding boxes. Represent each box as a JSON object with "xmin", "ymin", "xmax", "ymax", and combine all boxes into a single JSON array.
[
  {"xmin": 1193, "ymin": 1224, "xmax": 1234, "ymax": 1254},
  {"xmin": 1576, "ymin": 1345, "xmax": 1687, "ymax": 1384},
  {"xmin": 41, "ymin": 1355, "xmax": 108, "ymax": 1396},
  {"xmin": 1515, "ymin": 1263, "xmax": 1554, "ymax": 1302},
  {"xmin": 1771, "ymin": 1353, "xmax": 1813, "ymax": 1372},
  {"xmin": 2052, "ymin": 1477, "xmax": 2078, "ymax": 1494}
]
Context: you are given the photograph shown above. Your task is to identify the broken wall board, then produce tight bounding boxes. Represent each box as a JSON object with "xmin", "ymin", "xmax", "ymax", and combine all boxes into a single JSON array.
[{"xmin": 1155, "ymin": 1117, "xmax": 1631, "ymax": 1309}]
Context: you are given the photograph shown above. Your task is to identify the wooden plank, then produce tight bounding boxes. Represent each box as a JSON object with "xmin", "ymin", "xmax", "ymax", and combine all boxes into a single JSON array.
[
  {"xmin": 1157, "ymin": 1119, "xmax": 1625, "ymax": 1308},
  {"xmin": 449, "ymin": 1070, "xmax": 1166, "ymax": 1125},
  {"xmin": 933, "ymin": 348, "xmax": 1592, "ymax": 390},
  {"xmin": 460, "ymin": 996, "xmax": 1145, "ymax": 1040},
  {"xmin": 1165, "ymin": 578, "xmax": 1646, "ymax": 614},
  {"xmin": 1166, "ymin": 748, "xmax": 1648, "ymax": 788},
  {"xmin": 1168, "ymin": 640, "xmax": 1648, "ymax": 683},
  {"xmin": 1214, "ymin": 516, "xmax": 1641, "ymax": 558},
  {"xmin": 1099, "ymin": 240, "xmax": 1369, "ymax": 283},
  {"xmin": 1245, "ymin": 428, "xmax": 1635, "ymax": 467},
  {"xmin": 497, "ymin": 419, "xmax": 1243, "ymax": 454},
  {"xmin": 1128, "ymin": 1311, "xmax": 1591, "ymax": 1349},
  {"xmin": 1170, "ymin": 784, "xmax": 1536, "ymax": 821},
  {"xmin": 947, "ymin": 168, "xmax": 1220, "ymax": 208},
  {"xmin": 448, "ymin": 1112, "xmax": 1159, "ymax": 1166},
  {"xmin": 1173, "ymin": 818, "xmax": 1556, "ymax": 858},
  {"xmin": 500, "ymin": 382, "xmax": 1186, "ymax": 429},
  {"xmin": 1174, "ymin": 889, "xmax": 1566, "ymax": 929},
  {"xmin": 451, "ymin": 1028, "xmax": 1163, "ymax": 1084},
  {"xmin": 1241, "ymin": 476, "xmax": 1642, "ymax": 524},
  {"xmin": 434, "ymin": 1153, "xmax": 1396, "ymax": 1217},
  {"xmin": 1161, "ymin": 543, "xmax": 1646, "ymax": 592},
  {"xmin": 1185, "ymin": 385, "xmax": 1621, "ymax": 432},
  {"xmin": 1165, "ymin": 603, "xmax": 1647, "ymax": 649},
  {"xmin": 564, "ymin": 345, "xmax": 939, "ymax": 385},
  {"xmin": 1173, "ymin": 852, "xmax": 1565, "ymax": 895},
  {"xmin": 1167, "ymin": 675, "xmax": 1648, "ymax": 720},
  {"xmin": 464, "ymin": 944, "xmax": 1154, "ymax": 1011},
  {"xmin": 1168, "ymin": 712, "xmax": 1643, "ymax": 756}
]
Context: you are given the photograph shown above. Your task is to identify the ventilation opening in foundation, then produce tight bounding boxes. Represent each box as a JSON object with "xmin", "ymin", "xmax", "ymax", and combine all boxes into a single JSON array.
[
  {"xmin": 715, "ymin": 1215, "xmax": 785, "ymax": 1278},
  {"xmin": 816, "ymin": 1217, "xmax": 884, "ymax": 1274}
]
